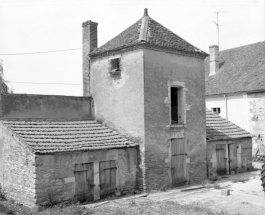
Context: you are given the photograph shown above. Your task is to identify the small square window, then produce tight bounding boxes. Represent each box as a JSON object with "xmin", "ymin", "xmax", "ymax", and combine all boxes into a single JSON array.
[
  {"xmin": 110, "ymin": 58, "xmax": 120, "ymax": 72},
  {"xmin": 211, "ymin": 107, "xmax": 221, "ymax": 114}
]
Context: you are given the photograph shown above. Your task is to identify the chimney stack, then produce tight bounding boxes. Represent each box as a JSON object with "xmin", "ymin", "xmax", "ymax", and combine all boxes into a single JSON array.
[
  {"xmin": 209, "ymin": 45, "xmax": 219, "ymax": 76},
  {"xmin": 82, "ymin": 20, "xmax": 98, "ymax": 96}
]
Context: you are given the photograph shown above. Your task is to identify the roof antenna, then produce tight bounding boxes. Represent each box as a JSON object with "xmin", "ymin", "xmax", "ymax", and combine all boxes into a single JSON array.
[{"xmin": 212, "ymin": 11, "xmax": 226, "ymax": 49}]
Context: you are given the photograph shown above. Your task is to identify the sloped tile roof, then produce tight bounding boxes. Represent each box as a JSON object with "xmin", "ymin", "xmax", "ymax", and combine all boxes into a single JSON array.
[
  {"xmin": 206, "ymin": 109, "xmax": 252, "ymax": 141},
  {"xmin": 1, "ymin": 120, "xmax": 138, "ymax": 154},
  {"xmin": 205, "ymin": 41, "xmax": 265, "ymax": 96},
  {"xmin": 91, "ymin": 13, "xmax": 206, "ymax": 58}
]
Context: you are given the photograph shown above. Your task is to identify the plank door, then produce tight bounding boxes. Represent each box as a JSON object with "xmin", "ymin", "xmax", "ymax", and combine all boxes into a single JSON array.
[
  {"xmin": 74, "ymin": 163, "xmax": 94, "ymax": 202},
  {"xmin": 99, "ymin": 160, "xmax": 117, "ymax": 198},
  {"xmin": 216, "ymin": 144, "xmax": 226, "ymax": 175},
  {"xmin": 171, "ymin": 138, "xmax": 187, "ymax": 186},
  {"xmin": 229, "ymin": 144, "xmax": 238, "ymax": 174}
]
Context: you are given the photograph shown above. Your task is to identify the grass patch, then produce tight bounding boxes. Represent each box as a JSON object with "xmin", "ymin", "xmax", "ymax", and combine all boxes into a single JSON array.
[{"xmin": 0, "ymin": 199, "xmax": 231, "ymax": 215}]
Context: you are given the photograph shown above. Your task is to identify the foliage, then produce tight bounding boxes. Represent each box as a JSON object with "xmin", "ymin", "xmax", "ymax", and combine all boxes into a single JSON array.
[
  {"xmin": 0, "ymin": 60, "xmax": 12, "ymax": 94},
  {"xmin": 0, "ymin": 187, "xmax": 6, "ymax": 201}
]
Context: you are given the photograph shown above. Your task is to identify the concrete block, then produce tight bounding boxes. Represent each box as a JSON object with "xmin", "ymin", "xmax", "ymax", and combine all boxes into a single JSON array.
[{"xmin": 221, "ymin": 189, "xmax": 230, "ymax": 196}]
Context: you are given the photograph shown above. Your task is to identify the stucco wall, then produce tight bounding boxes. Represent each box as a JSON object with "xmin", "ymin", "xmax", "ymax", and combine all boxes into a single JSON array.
[
  {"xmin": 0, "ymin": 94, "xmax": 93, "ymax": 120},
  {"xmin": 90, "ymin": 50, "xmax": 145, "ymax": 189},
  {"xmin": 143, "ymin": 49, "xmax": 207, "ymax": 189},
  {"xmin": 0, "ymin": 125, "xmax": 36, "ymax": 208},
  {"xmin": 206, "ymin": 96, "xmax": 227, "ymax": 119},
  {"xmin": 35, "ymin": 148, "xmax": 138, "ymax": 205},
  {"xmin": 207, "ymin": 138, "xmax": 252, "ymax": 178},
  {"xmin": 206, "ymin": 94, "xmax": 250, "ymax": 132},
  {"xmin": 90, "ymin": 50, "xmax": 145, "ymax": 141}
]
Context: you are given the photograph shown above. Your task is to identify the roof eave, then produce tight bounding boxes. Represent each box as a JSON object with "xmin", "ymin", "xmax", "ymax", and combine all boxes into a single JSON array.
[
  {"xmin": 90, "ymin": 43, "xmax": 208, "ymax": 60},
  {"xmin": 34, "ymin": 144, "xmax": 139, "ymax": 155}
]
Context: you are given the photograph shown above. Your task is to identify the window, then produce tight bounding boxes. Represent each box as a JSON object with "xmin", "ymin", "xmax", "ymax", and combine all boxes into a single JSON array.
[
  {"xmin": 171, "ymin": 87, "xmax": 182, "ymax": 124},
  {"xmin": 110, "ymin": 58, "xmax": 120, "ymax": 72},
  {"xmin": 211, "ymin": 107, "xmax": 221, "ymax": 114}
]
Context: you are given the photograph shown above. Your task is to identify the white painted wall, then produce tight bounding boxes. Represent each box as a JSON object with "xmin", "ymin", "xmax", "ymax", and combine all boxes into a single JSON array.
[
  {"xmin": 227, "ymin": 94, "xmax": 250, "ymax": 132},
  {"xmin": 205, "ymin": 96, "xmax": 227, "ymax": 119},
  {"xmin": 206, "ymin": 93, "xmax": 250, "ymax": 132}
]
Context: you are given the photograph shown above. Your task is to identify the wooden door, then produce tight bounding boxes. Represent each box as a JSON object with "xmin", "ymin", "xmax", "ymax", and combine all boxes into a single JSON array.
[
  {"xmin": 171, "ymin": 138, "xmax": 186, "ymax": 186},
  {"xmin": 74, "ymin": 163, "xmax": 94, "ymax": 202},
  {"xmin": 216, "ymin": 144, "xmax": 226, "ymax": 175},
  {"xmin": 229, "ymin": 144, "xmax": 238, "ymax": 174},
  {"xmin": 99, "ymin": 160, "xmax": 117, "ymax": 198}
]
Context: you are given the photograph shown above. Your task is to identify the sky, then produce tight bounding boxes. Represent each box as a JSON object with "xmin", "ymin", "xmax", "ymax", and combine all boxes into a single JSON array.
[{"xmin": 0, "ymin": 0, "xmax": 264, "ymax": 96}]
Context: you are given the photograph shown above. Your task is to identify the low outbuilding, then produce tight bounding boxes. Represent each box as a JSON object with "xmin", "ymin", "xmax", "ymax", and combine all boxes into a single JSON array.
[
  {"xmin": 0, "ymin": 94, "xmax": 139, "ymax": 208},
  {"xmin": 206, "ymin": 109, "xmax": 253, "ymax": 178}
]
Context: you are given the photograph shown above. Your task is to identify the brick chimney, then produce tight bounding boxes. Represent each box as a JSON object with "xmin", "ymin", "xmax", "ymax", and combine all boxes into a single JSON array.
[
  {"xmin": 82, "ymin": 20, "xmax": 98, "ymax": 96},
  {"xmin": 209, "ymin": 45, "xmax": 219, "ymax": 76}
]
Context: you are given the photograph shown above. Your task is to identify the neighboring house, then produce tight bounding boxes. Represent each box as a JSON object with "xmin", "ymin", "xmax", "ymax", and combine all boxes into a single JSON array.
[
  {"xmin": 83, "ymin": 8, "xmax": 208, "ymax": 190},
  {"xmin": 206, "ymin": 109, "xmax": 252, "ymax": 179},
  {"xmin": 205, "ymin": 41, "xmax": 265, "ymax": 154},
  {"xmin": 0, "ymin": 94, "xmax": 138, "ymax": 208}
]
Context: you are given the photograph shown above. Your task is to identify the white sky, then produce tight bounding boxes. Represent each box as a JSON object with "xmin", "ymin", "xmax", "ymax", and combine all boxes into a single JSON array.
[{"xmin": 0, "ymin": 0, "xmax": 264, "ymax": 96}]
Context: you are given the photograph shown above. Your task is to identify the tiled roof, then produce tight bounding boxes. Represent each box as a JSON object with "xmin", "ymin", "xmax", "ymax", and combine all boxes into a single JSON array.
[
  {"xmin": 91, "ymin": 12, "xmax": 206, "ymax": 57},
  {"xmin": 205, "ymin": 41, "xmax": 265, "ymax": 96},
  {"xmin": 1, "ymin": 120, "xmax": 138, "ymax": 154},
  {"xmin": 206, "ymin": 109, "xmax": 252, "ymax": 141}
]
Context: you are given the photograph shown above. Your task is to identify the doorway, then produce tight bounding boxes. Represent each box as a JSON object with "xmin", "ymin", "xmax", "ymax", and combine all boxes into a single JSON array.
[{"xmin": 171, "ymin": 138, "xmax": 187, "ymax": 186}]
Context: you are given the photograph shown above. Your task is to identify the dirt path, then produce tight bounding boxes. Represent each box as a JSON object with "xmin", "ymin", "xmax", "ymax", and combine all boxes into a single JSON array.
[{"xmin": 145, "ymin": 170, "xmax": 265, "ymax": 215}]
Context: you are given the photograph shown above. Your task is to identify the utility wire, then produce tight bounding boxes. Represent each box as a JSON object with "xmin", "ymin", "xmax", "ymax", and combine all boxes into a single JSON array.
[
  {"xmin": 9, "ymin": 81, "xmax": 81, "ymax": 85},
  {"xmin": 0, "ymin": 48, "xmax": 82, "ymax": 56}
]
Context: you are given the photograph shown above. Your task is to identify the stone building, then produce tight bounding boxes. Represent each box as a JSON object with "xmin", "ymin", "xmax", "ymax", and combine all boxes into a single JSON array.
[
  {"xmin": 83, "ymin": 8, "xmax": 208, "ymax": 190},
  {"xmin": 205, "ymin": 41, "xmax": 265, "ymax": 155},
  {"xmin": 0, "ymin": 94, "xmax": 138, "ymax": 207},
  {"xmin": 206, "ymin": 109, "xmax": 252, "ymax": 178},
  {"xmin": 0, "ymin": 8, "xmax": 209, "ymax": 208}
]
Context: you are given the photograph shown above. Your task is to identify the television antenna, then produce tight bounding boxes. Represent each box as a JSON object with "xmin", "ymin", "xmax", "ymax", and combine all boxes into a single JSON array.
[{"xmin": 212, "ymin": 11, "xmax": 226, "ymax": 49}]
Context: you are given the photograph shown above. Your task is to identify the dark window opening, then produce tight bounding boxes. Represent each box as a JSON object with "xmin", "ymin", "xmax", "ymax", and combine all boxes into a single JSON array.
[
  {"xmin": 211, "ymin": 107, "xmax": 221, "ymax": 114},
  {"xmin": 110, "ymin": 58, "xmax": 120, "ymax": 72},
  {"xmin": 171, "ymin": 87, "xmax": 181, "ymax": 124}
]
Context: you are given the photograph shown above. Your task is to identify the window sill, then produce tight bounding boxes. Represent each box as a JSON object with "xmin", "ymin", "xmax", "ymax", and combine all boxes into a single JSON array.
[{"xmin": 166, "ymin": 124, "xmax": 186, "ymax": 129}]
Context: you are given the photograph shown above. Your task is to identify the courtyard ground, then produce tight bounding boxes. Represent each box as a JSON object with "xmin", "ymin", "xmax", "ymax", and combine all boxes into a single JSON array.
[{"xmin": 0, "ymin": 162, "xmax": 264, "ymax": 214}]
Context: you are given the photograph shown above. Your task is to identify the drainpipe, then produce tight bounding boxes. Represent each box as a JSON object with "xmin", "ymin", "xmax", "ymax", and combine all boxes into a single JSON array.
[{"xmin": 224, "ymin": 94, "xmax": 228, "ymax": 119}]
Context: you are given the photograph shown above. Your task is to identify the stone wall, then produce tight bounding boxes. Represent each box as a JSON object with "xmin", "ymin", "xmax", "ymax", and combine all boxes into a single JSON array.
[
  {"xmin": 248, "ymin": 92, "xmax": 265, "ymax": 155},
  {"xmin": 207, "ymin": 138, "xmax": 252, "ymax": 178},
  {"xmin": 0, "ymin": 125, "xmax": 36, "ymax": 208},
  {"xmin": 35, "ymin": 147, "xmax": 138, "ymax": 205},
  {"xmin": 0, "ymin": 94, "xmax": 93, "ymax": 120}
]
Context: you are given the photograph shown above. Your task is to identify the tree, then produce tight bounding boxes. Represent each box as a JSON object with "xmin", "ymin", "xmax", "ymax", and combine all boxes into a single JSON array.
[{"xmin": 0, "ymin": 60, "xmax": 11, "ymax": 94}]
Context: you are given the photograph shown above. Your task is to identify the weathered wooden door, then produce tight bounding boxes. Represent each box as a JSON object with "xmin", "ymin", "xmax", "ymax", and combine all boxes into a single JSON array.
[
  {"xmin": 74, "ymin": 163, "xmax": 94, "ymax": 202},
  {"xmin": 228, "ymin": 144, "xmax": 238, "ymax": 174},
  {"xmin": 171, "ymin": 138, "xmax": 186, "ymax": 186},
  {"xmin": 99, "ymin": 160, "xmax": 117, "ymax": 198},
  {"xmin": 216, "ymin": 144, "xmax": 226, "ymax": 175}
]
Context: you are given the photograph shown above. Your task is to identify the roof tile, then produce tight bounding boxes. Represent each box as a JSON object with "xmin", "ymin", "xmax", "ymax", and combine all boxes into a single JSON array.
[
  {"xmin": 205, "ymin": 41, "xmax": 265, "ymax": 95},
  {"xmin": 91, "ymin": 14, "xmax": 206, "ymax": 57},
  {"xmin": 206, "ymin": 109, "xmax": 252, "ymax": 141},
  {"xmin": 1, "ymin": 120, "xmax": 138, "ymax": 153}
]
